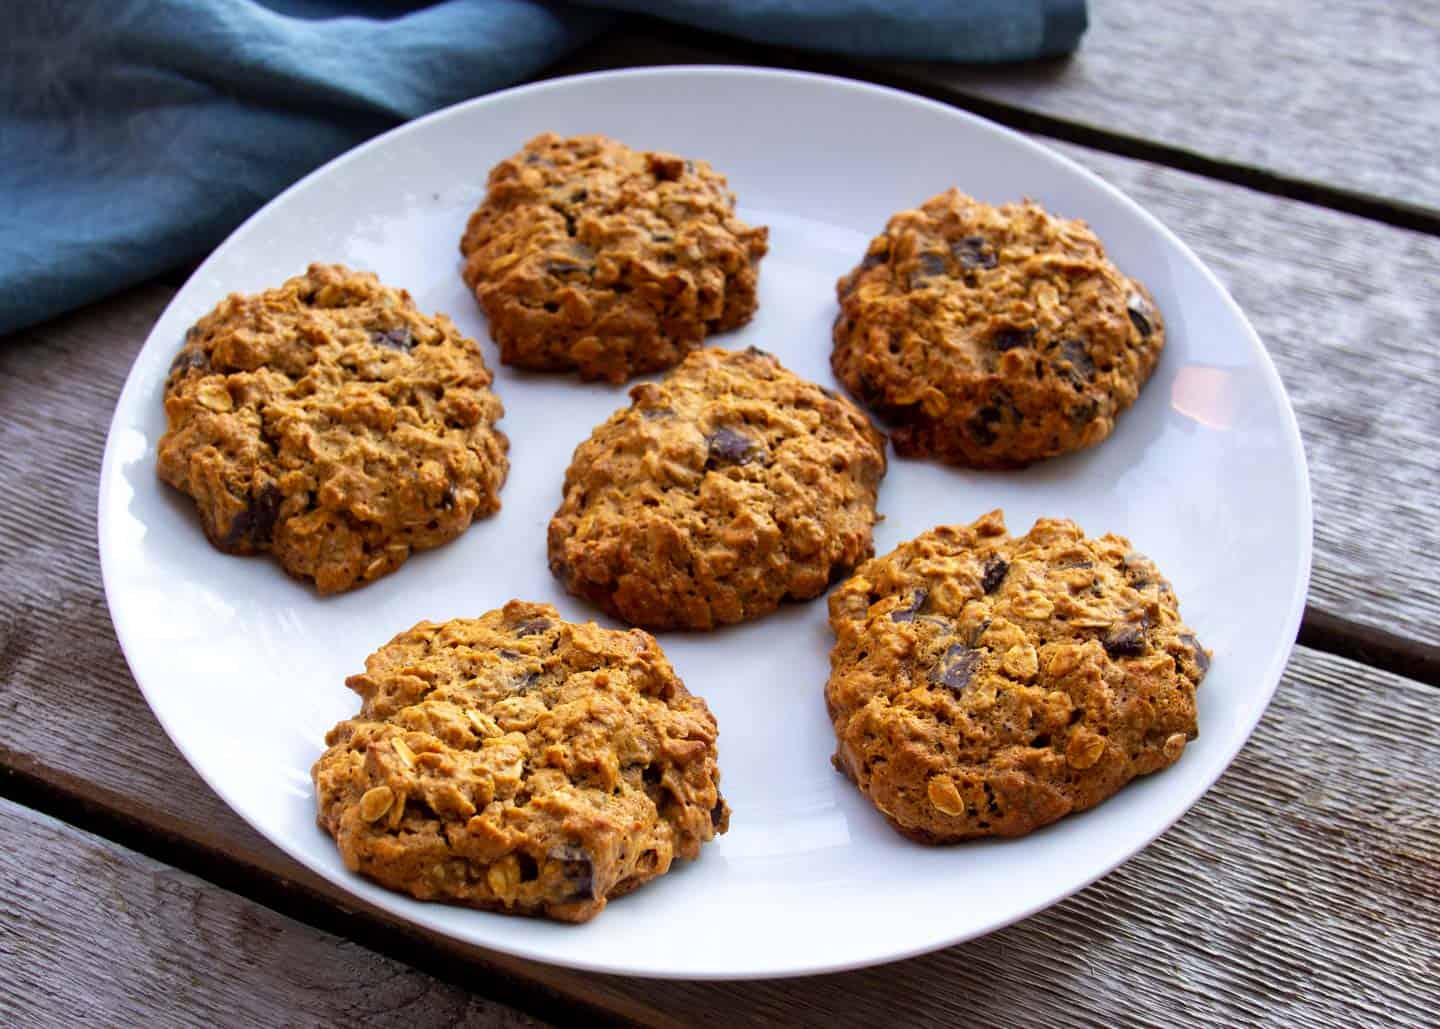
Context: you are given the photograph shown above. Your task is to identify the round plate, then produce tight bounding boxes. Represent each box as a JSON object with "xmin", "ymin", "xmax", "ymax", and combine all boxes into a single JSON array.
[{"xmin": 99, "ymin": 67, "xmax": 1311, "ymax": 979}]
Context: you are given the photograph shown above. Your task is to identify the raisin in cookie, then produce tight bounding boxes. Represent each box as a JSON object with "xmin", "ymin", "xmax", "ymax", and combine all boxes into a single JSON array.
[
  {"xmin": 460, "ymin": 133, "xmax": 769, "ymax": 383},
  {"xmin": 826, "ymin": 510, "xmax": 1207, "ymax": 842},
  {"xmin": 313, "ymin": 600, "xmax": 729, "ymax": 923},
  {"xmin": 156, "ymin": 264, "xmax": 508, "ymax": 593},
  {"xmin": 549, "ymin": 347, "xmax": 887, "ymax": 631},
  {"xmin": 832, "ymin": 189, "xmax": 1163, "ymax": 468}
]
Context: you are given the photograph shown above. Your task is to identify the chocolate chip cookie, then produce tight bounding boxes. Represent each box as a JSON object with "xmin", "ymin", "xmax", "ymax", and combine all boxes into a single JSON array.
[
  {"xmin": 832, "ymin": 189, "xmax": 1163, "ymax": 468},
  {"xmin": 460, "ymin": 133, "xmax": 769, "ymax": 383},
  {"xmin": 312, "ymin": 601, "xmax": 729, "ymax": 923},
  {"xmin": 156, "ymin": 264, "xmax": 509, "ymax": 593},
  {"xmin": 826, "ymin": 510, "xmax": 1207, "ymax": 842},
  {"xmin": 549, "ymin": 347, "xmax": 888, "ymax": 631}
]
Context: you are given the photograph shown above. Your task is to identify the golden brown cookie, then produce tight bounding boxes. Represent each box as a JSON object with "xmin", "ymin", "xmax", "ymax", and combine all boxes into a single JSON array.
[
  {"xmin": 460, "ymin": 133, "xmax": 769, "ymax": 383},
  {"xmin": 156, "ymin": 264, "xmax": 508, "ymax": 593},
  {"xmin": 832, "ymin": 189, "xmax": 1163, "ymax": 468},
  {"xmin": 826, "ymin": 510, "xmax": 1207, "ymax": 842},
  {"xmin": 549, "ymin": 347, "xmax": 888, "ymax": 631},
  {"xmin": 313, "ymin": 600, "xmax": 729, "ymax": 924}
]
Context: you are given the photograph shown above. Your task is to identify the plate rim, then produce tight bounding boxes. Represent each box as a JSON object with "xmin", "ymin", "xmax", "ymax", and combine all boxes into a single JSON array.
[{"xmin": 97, "ymin": 64, "xmax": 1314, "ymax": 980}]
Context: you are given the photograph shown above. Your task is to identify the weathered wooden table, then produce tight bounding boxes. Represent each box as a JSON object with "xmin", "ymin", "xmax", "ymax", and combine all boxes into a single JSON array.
[{"xmin": 4, "ymin": 5, "xmax": 1437, "ymax": 1025}]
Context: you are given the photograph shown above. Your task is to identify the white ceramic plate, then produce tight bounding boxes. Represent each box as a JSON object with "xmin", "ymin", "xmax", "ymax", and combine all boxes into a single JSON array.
[{"xmin": 99, "ymin": 67, "xmax": 1311, "ymax": 979}]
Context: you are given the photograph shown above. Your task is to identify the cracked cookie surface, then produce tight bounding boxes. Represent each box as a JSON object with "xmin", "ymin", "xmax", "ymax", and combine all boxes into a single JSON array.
[
  {"xmin": 313, "ymin": 600, "xmax": 729, "ymax": 923},
  {"xmin": 549, "ymin": 347, "xmax": 888, "ymax": 631},
  {"xmin": 832, "ymin": 189, "xmax": 1163, "ymax": 468},
  {"xmin": 156, "ymin": 263, "xmax": 509, "ymax": 593},
  {"xmin": 826, "ymin": 510, "xmax": 1207, "ymax": 842},
  {"xmin": 460, "ymin": 133, "xmax": 769, "ymax": 383}
]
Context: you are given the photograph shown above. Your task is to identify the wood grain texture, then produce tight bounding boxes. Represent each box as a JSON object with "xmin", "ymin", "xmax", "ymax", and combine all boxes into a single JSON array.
[
  {"xmin": 1, "ymin": 289, "xmax": 1438, "ymax": 1023},
  {"xmin": 4, "ymin": 592, "xmax": 1438, "ymax": 1026},
  {"xmin": 0, "ymin": 799, "xmax": 548, "ymax": 1029},
  {"xmin": 868, "ymin": 0, "xmax": 1440, "ymax": 218}
]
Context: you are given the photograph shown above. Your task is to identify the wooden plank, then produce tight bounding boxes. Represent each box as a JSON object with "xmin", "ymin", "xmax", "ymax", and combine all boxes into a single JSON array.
[
  {"xmin": 870, "ymin": 1, "xmax": 1440, "ymax": 219},
  {"xmin": 3, "ymin": 599, "xmax": 1437, "ymax": 1026},
  {"xmin": 1, "ymin": 288, "xmax": 1437, "ymax": 1021},
  {"xmin": 0, "ymin": 797, "xmax": 547, "ymax": 1028}
]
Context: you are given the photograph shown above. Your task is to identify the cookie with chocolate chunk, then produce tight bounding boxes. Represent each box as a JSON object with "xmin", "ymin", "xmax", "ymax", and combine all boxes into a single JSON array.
[
  {"xmin": 549, "ymin": 347, "xmax": 887, "ymax": 630},
  {"xmin": 825, "ymin": 510, "xmax": 1207, "ymax": 842},
  {"xmin": 460, "ymin": 133, "xmax": 769, "ymax": 383},
  {"xmin": 156, "ymin": 263, "xmax": 508, "ymax": 593},
  {"xmin": 832, "ymin": 189, "xmax": 1163, "ymax": 468},
  {"xmin": 312, "ymin": 600, "xmax": 729, "ymax": 923}
]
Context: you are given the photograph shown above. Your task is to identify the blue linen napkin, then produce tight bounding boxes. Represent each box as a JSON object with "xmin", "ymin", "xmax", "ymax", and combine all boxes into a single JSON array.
[{"xmin": 0, "ymin": 1, "xmax": 1087, "ymax": 336}]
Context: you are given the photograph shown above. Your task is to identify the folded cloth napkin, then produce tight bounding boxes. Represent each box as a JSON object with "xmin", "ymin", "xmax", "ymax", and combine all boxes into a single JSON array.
[{"xmin": 0, "ymin": 0, "xmax": 1086, "ymax": 336}]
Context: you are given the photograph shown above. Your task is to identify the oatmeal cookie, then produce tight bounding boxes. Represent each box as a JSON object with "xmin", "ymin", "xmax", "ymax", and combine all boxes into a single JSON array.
[
  {"xmin": 826, "ymin": 510, "xmax": 1207, "ymax": 842},
  {"xmin": 549, "ymin": 347, "xmax": 887, "ymax": 630},
  {"xmin": 832, "ymin": 189, "xmax": 1163, "ymax": 468},
  {"xmin": 313, "ymin": 600, "xmax": 729, "ymax": 923},
  {"xmin": 460, "ymin": 133, "xmax": 769, "ymax": 383},
  {"xmin": 156, "ymin": 263, "xmax": 508, "ymax": 593}
]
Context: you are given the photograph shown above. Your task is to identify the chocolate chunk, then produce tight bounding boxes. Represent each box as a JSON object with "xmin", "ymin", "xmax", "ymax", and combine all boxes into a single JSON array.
[
  {"xmin": 1069, "ymin": 399, "xmax": 1100, "ymax": 426},
  {"xmin": 439, "ymin": 484, "xmax": 456, "ymax": 510},
  {"xmin": 951, "ymin": 235, "xmax": 997, "ymax": 269},
  {"xmin": 1127, "ymin": 293, "xmax": 1156, "ymax": 338},
  {"xmin": 515, "ymin": 619, "xmax": 550, "ymax": 637},
  {"xmin": 981, "ymin": 558, "xmax": 1009, "ymax": 594},
  {"xmin": 991, "ymin": 327, "xmax": 1034, "ymax": 352},
  {"xmin": 1120, "ymin": 553, "xmax": 1155, "ymax": 588},
  {"xmin": 223, "ymin": 483, "xmax": 281, "ymax": 548},
  {"xmin": 860, "ymin": 251, "xmax": 886, "ymax": 271},
  {"xmin": 169, "ymin": 349, "xmax": 209, "ymax": 375},
  {"xmin": 1058, "ymin": 339, "xmax": 1095, "ymax": 382},
  {"xmin": 569, "ymin": 188, "xmax": 588, "ymax": 203},
  {"xmin": 1103, "ymin": 623, "xmax": 1148, "ymax": 657},
  {"xmin": 548, "ymin": 844, "xmax": 595, "ymax": 900},
  {"xmin": 907, "ymin": 252, "xmax": 947, "ymax": 290},
  {"xmin": 890, "ymin": 588, "xmax": 930, "ymax": 622},
  {"xmin": 648, "ymin": 153, "xmax": 685, "ymax": 181},
  {"xmin": 705, "ymin": 427, "xmax": 757, "ymax": 467},
  {"xmin": 967, "ymin": 414, "xmax": 998, "ymax": 446},
  {"xmin": 1180, "ymin": 633, "xmax": 1211, "ymax": 677},
  {"xmin": 371, "ymin": 326, "xmax": 414, "ymax": 352},
  {"xmin": 710, "ymin": 800, "xmax": 727, "ymax": 828},
  {"xmin": 930, "ymin": 644, "xmax": 982, "ymax": 692}
]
